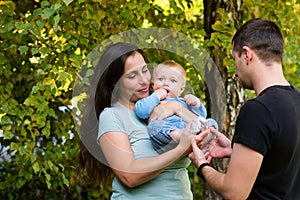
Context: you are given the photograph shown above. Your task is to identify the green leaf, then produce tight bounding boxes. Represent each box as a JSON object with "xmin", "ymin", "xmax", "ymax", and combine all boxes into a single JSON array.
[
  {"xmin": 32, "ymin": 162, "xmax": 41, "ymax": 173},
  {"xmin": 0, "ymin": 182, "xmax": 5, "ymax": 190},
  {"xmin": 40, "ymin": 46, "xmax": 51, "ymax": 55},
  {"xmin": 58, "ymin": 163, "xmax": 65, "ymax": 171},
  {"xmin": 52, "ymin": 3, "xmax": 62, "ymax": 11},
  {"xmin": 37, "ymin": 69, "xmax": 45, "ymax": 76},
  {"xmin": 19, "ymin": 146, "xmax": 27, "ymax": 156},
  {"xmin": 68, "ymin": 39, "xmax": 78, "ymax": 46},
  {"xmin": 36, "ymin": 20, "xmax": 44, "ymax": 28},
  {"xmin": 1, "ymin": 115, "xmax": 11, "ymax": 124},
  {"xmin": 31, "ymin": 47, "xmax": 39, "ymax": 55},
  {"xmin": 14, "ymin": 21, "xmax": 24, "ymax": 30},
  {"xmin": 24, "ymin": 23, "xmax": 32, "ymax": 33},
  {"xmin": 33, "ymin": 8, "xmax": 43, "ymax": 17},
  {"xmin": 47, "ymin": 160, "xmax": 54, "ymax": 171},
  {"xmin": 6, "ymin": 21, "xmax": 14, "ymax": 32},
  {"xmin": 16, "ymin": 177, "xmax": 27, "ymax": 189},
  {"xmin": 62, "ymin": 173, "xmax": 70, "ymax": 187},
  {"xmin": 10, "ymin": 142, "xmax": 18, "ymax": 151},
  {"xmin": 53, "ymin": 14, "xmax": 60, "ymax": 31},
  {"xmin": 30, "ymin": 154, "xmax": 37, "ymax": 163},
  {"xmin": 42, "ymin": 8, "xmax": 54, "ymax": 19},
  {"xmin": 42, "ymin": 121, "xmax": 51, "ymax": 137},
  {"xmin": 63, "ymin": 0, "xmax": 74, "ymax": 6},
  {"xmin": 86, "ymin": 69, "xmax": 94, "ymax": 77},
  {"xmin": 19, "ymin": 46, "xmax": 29, "ymax": 55},
  {"xmin": 0, "ymin": 113, "xmax": 6, "ymax": 121},
  {"xmin": 45, "ymin": 173, "xmax": 52, "ymax": 189},
  {"xmin": 25, "ymin": 173, "xmax": 33, "ymax": 181},
  {"xmin": 8, "ymin": 44, "xmax": 17, "ymax": 55},
  {"xmin": 41, "ymin": 1, "xmax": 50, "ymax": 8},
  {"xmin": 31, "ymin": 85, "xmax": 40, "ymax": 94},
  {"xmin": 2, "ymin": 124, "xmax": 12, "ymax": 132}
]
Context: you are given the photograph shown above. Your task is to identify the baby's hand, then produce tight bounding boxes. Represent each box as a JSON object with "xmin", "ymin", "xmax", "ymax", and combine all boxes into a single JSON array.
[
  {"xmin": 154, "ymin": 88, "xmax": 168, "ymax": 100},
  {"xmin": 184, "ymin": 94, "xmax": 201, "ymax": 106}
]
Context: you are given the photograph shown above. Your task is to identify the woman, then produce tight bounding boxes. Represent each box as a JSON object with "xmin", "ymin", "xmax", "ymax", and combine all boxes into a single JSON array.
[{"xmin": 77, "ymin": 42, "xmax": 198, "ymax": 199}]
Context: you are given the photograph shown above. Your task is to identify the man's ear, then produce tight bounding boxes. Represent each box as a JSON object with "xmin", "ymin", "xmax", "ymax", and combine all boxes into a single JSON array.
[{"xmin": 242, "ymin": 46, "xmax": 253, "ymax": 64}]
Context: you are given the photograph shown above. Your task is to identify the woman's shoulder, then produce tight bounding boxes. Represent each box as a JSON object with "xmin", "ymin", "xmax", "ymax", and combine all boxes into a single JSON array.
[
  {"xmin": 99, "ymin": 104, "xmax": 132, "ymax": 123},
  {"xmin": 99, "ymin": 106, "xmax": 120, "ymax": 122}
]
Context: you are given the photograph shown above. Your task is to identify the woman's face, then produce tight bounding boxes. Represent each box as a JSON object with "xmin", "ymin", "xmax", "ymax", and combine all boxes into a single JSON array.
[{"xmin": 118, "ymin": 52, "xmax": 151, "ymax": 105}]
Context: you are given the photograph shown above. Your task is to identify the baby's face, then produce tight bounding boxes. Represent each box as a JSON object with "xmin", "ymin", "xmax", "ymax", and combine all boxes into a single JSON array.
[{"xmin": 152, "ymin": 66, "xmax": 185, "ymax": 98}]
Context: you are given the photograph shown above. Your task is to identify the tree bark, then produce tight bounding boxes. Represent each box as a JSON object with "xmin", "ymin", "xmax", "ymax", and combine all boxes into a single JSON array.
[{"xmin": 203, "ymin": 0, "xmax": 244, "ymax": 199}]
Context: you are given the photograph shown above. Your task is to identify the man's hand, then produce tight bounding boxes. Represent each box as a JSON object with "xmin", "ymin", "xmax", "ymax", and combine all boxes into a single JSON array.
[{"xmin": 204, "ymin": 127, "xmax": 232, "ymax": 161}]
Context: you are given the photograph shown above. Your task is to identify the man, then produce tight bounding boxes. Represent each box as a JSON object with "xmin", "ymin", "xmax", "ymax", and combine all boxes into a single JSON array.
[{"xmin": 189, "ymin": 18, "xmax": 300, "ymax": 199}]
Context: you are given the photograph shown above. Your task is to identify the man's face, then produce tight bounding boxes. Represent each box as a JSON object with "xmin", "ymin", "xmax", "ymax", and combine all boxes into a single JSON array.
[{"xmin": 231, "ymin": 49, "xmax": 253, "ymax": 90}]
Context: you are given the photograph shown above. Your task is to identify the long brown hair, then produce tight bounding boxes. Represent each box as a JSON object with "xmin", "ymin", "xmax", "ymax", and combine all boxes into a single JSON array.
[{"xmin": 77, "ymin": 43, "xmax": 145, "ymax": 186}]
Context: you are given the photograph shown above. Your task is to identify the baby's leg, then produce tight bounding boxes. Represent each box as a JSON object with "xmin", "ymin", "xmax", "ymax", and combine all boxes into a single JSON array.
[{"xmin": 169, "ymin": 129, "xmax": 182, "ymax": 142}]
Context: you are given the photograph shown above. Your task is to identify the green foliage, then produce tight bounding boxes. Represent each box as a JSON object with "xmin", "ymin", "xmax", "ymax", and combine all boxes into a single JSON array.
[
  {"xmin": 0, "ymin": 0, "xmax": 205, "ymax": 199},
  {"xmin": 206, "ymin": 0, "xmax": 300, "ymax": 98},
  {"xmin": 0, "ymin": 0, "xmax": 95, "ymax": 199},
  {"xmin": 243, "ymin": 0, "xmax": 300, "ymax": 96},
  {"xmin": 0, "ymin": 0, "xmax": 299, "ymax": 199}
]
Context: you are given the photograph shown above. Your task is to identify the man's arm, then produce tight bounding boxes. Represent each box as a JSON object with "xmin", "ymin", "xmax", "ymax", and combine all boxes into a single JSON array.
[{"xmin": 190, "ymin": 139, "xmax": 263, "ymax": 199}]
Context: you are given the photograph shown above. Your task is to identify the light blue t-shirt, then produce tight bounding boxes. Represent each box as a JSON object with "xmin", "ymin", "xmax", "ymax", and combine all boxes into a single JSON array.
[{"xmin": 98, "ymin": 102, "xmax": 192, "ymax": 200}]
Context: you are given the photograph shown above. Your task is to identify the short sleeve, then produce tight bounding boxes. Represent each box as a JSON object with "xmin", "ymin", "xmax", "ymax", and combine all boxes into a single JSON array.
[
  {"xmin": 97, "ymin": 108, "xmax": 125, "ymax": 142},
  {"xmin": 233, "ymin": 100, "xmax": 277, "ymax": 156}
]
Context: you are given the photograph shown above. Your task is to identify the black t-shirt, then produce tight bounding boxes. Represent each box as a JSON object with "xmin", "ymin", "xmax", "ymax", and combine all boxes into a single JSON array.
[{"xmin": 233, "ymin": 85, "xmax": 300, "ymax": 199}]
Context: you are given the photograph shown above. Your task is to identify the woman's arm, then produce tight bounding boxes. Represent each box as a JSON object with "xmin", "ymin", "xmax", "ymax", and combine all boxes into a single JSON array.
[
  {"xmin": 149, "ymin": 101, "xmax": 197, "ymax": 122},
  {"xmin": 99, "ymin": 123, "xmax": 194, "ymax": 188}
]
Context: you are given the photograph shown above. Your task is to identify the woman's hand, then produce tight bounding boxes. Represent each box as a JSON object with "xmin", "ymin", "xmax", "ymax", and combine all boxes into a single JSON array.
[
  {"xmin": 149, "ymin": 101, "xmax": 197, "ymax": 122},
  {"xmin": 188, "ymin": 139, "xmax": 207, "ymax": 167},
  {"xmin": 176, "ymin": 123, "xmax": 195, "ymax": 155},
  {"xmin": 148, "ymin": 101, "xmax": 180, "ymax": 121}
]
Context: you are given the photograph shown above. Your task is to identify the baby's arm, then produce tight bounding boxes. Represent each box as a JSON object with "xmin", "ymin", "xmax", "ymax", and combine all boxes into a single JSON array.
[{"xmin": 135, "ymin": 89, "xmax": 168, "ymax": 119}]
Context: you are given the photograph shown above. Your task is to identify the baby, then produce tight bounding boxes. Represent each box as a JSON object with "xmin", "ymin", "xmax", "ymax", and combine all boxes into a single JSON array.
[{"xmin": 135, "ymin": 61, "xmax": 218, "ymax": 153}]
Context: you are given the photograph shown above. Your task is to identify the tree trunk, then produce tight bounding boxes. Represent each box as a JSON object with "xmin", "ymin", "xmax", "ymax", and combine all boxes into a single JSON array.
[{"xmin": 203, "ymin": 0, "xmax": 244, "ymax": 199}]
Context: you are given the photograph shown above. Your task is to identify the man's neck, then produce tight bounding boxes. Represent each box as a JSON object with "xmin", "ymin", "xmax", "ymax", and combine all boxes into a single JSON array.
[{"xmin": 253, "ymin": 63, "xmax": 289, "ymax": 96}]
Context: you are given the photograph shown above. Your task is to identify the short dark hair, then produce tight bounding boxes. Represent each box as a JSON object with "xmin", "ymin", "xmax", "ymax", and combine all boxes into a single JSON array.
[{"xmin": 232, "ymin": 18, "xmax": 284, "ymax": 64}]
